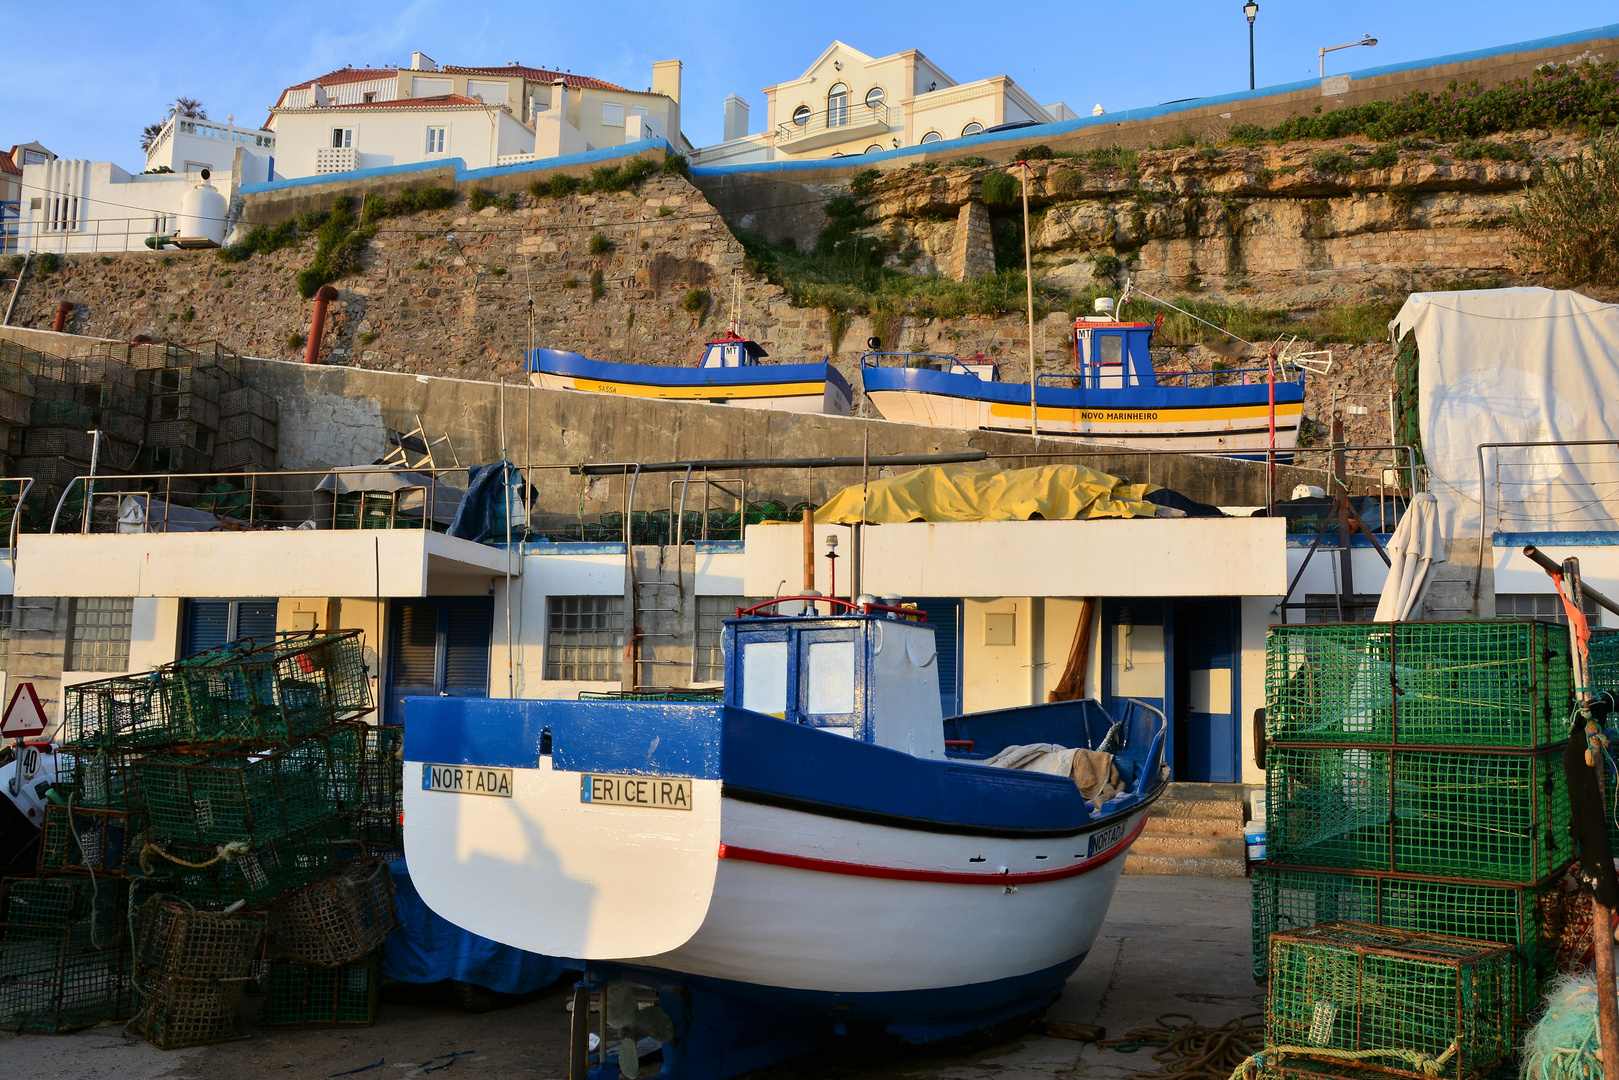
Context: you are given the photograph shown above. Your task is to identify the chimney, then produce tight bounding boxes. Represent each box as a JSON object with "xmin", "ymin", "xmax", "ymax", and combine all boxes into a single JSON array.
[
  {"xmin": 652, "ymin": 60, "xmax": 682, "ymax": 104},
  {"xmin": 411, "ymin": 51, "xmax": 437, "ymax": 72},
  {"xmin": 552, "ymin": 78, "xmax": 569, "ymax": 121},
  {"xmin": 723, "ymin": 94, "xmax": 749, "ymax": 142}
]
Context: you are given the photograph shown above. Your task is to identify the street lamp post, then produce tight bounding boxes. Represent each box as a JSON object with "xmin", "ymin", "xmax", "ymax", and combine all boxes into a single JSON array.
[
  {"xmin": 1244, "ymin": 2, "xmax": 1258, "ymax": 90},
  {"xmin": 1320, "ymin": 34, "xmax": 1378, "ymax": 77}
]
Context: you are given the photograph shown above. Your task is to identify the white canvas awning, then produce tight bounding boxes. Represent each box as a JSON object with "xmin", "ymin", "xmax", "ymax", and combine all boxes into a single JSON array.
[{"xmin": 1373, "ymin": 492, "xmax": 1446, "ymax": 621}]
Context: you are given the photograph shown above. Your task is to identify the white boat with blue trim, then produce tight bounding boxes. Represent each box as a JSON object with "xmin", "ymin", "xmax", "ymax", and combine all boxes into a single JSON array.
[
  {"xmin": 861, "ymin": 312, "xmax": 1309, "ymax": 454},
  {"xmin": 526, "ymin": 331, "xmax": 853, "ymax": 415},
  {"xmin": 403, "ymin": 598, "xmax": 1168, "ymax": 1076}
]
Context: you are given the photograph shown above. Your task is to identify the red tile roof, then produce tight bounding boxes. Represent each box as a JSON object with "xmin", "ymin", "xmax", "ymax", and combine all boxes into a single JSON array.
[
  {"xmin": 272, "ymin": 94, "xmax": 493, "ymax": 113},
  {"xmin": 0, "ymin": 147, "xmax": 20, "ymax": 176},
  {"xmin": 274, "ymin": 67, "xmax": 400, "ymax": 106},
  {"xmin": 442, "ymin": 64, "xmax": 628, "ymax": 92}
]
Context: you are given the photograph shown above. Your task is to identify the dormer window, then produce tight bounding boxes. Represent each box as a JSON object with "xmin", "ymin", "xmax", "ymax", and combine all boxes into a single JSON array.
[{"xmin": 363, "ymin": 92, "xmax": 377, "ymax": 103}]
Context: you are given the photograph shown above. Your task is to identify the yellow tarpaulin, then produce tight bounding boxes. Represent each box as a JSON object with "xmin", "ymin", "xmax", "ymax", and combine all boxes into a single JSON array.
[{"xmin": 814, "ymin": 464, "xmax": 1160, "ymax": 524}]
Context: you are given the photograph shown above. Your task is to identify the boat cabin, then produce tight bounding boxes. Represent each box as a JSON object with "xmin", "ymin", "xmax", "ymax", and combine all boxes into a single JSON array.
[
  {"xmin": 949, "ymin": 355, "xmax": 998, "ymax": 382},
  {"xmin": 699, "ymin": 332, "xmax": 770, "ymax": 369},
  {"xmin": 724, "ymin": 603, "xmax": 947, "ymax": 759},
  {"xmin": 1072, "ymin": 318, "xmax": 1158, "ymax": 390}
]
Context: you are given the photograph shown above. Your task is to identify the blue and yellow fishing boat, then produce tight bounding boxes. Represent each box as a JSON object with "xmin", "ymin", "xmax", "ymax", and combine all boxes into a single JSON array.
[
  {"xmin": 526, "ymin": 331, "xmax": 853, "ymax": 415},
  {"xmin": 861, "ymin": 315, "xmax": 1308, "ymax": 454}
]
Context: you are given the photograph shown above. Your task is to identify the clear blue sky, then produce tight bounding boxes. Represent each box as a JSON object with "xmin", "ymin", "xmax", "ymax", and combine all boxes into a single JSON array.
[{"xmin": 5, "ymin": 1, "xmax": 1616, "ymax": 168}]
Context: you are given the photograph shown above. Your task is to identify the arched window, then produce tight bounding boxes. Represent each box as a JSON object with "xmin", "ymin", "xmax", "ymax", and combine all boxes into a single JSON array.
[
  {"xmin": 919, "ymin": 130, "xmax": 943, "ymax": 144},
  {"xmin": 961, "ymin": 121, "xmax": 984, "ymax": 137},
  {"xmin": 827, "ymin": 82, "xmax": 849, "ymax": 127},
  {"xmin": 792, "ymin": 105, "xmax": 811, "ymax": 127},
  {"xmin": 865, "ymin": 87, "xmax": 885, "ymax": 110},
  {"xmin": 864, "ymin": 144, "xmax": 885, "ymax": 155}
]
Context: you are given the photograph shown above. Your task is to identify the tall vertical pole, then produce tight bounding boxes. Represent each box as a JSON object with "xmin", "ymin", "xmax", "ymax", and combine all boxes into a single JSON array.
[
  {"xmin": 1564, "ymin": 557, "xmax": 1619, "ymax": 1080},
  {"xmin": 1249, "ymin": 20, "xmax": 1256, "ymax": 89},
  {"xmin": 1332, "ymin": 410, "xmax": 1354, "ymax": 616},
  {"xmin": 1022, "ymin": 160, "xmax": 1038, "ymax": 437}
]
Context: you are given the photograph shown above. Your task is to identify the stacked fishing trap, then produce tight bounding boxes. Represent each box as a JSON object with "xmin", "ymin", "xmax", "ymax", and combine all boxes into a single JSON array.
[
  {"xmin": 1248, "ymin": 619, "xmax": 1613, "ymax": 1080},
  {"xmin": 0, "ymin": 629, "xmax": 402, "ymax": 1045}
]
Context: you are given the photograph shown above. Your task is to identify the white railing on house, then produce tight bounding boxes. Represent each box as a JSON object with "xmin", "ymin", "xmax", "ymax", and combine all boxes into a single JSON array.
[
  {"xmin": 315, "ymin": 147, "xmax": 359, "ymax": 174},
  {"xmin": 145, "ymin": 113, "xmax": 276, "ymax": 171},
  {"xmin": 14, "ymin": 214, "xmax": 179, "ymax": 253}
]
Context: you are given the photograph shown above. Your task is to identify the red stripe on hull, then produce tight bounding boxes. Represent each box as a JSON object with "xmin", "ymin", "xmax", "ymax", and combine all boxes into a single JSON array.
[{"xmin": 717, "ymin": 812, "xmax": 1147, "ymax": 885}]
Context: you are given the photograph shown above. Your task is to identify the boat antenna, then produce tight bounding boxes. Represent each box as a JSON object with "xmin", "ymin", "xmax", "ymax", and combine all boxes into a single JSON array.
[
  {"xmin": 729, "ymin": 274, "xmax": 744, "ymax": 337},
  {"xmin": 1125, "ymin": 281, "xmax": 1260, "ymax": 351}
]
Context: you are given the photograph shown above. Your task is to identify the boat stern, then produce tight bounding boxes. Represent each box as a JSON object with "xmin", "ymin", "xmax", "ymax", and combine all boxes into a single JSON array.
[{"xmin": 402, "ymin": 697, "xmax": 724, "ymax": 961}]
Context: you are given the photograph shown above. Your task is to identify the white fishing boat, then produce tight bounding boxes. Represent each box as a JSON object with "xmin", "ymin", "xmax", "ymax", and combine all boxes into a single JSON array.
[{"xmin": 402, "ymin": 598, "xmax": 1168, "ymax": 1077}]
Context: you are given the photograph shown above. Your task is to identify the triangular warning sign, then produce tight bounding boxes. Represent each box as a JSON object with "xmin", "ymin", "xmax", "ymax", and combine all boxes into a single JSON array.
[{"xmin": 1, "ymin": 682, "xmax": 48, "ymax": 738}]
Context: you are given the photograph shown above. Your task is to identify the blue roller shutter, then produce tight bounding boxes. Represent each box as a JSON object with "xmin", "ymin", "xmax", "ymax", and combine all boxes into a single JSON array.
[{"xmin": 909, "ymin": 599, "xmax": 963, "ymax": 718}]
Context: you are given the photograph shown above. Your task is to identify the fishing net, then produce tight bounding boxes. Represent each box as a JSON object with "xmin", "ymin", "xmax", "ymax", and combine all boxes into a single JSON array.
[
  {"xmin": 0, "ymin": 877, "xmax": 133, "ymax": 1032},
  {"xmin": 135, "ymin": 724, "xmax": 361, "ymax": 849},
  {"xmin": 1266, "ymin": 621, "xmax": 1570, "ymax": 748},
  {"xmin": 1250, "ymin": 865, "xmax": 1570, "ymax": 1008},
  {"xmin": 262, "ymin": 951, "xmax": 381, "ymax": 1027},
  {"xmin": 266, "ymin": 859, "xmax": 397, "ymax": 966},
  {"xmin": 164, "ymin": 631, "xmax": 373, "ymax": 746},
  {"xmin": 37, "ymin": 803, "xmax": 146, "ymax": 877},
  {"xmin": 1265, "ymin": 745, "xmax": 1571, "ymax": 884},
  {"xmin": 1521, "ymin": 972, "xmax": 1609, "ymax": 1080},
  {"xmin": 154, "ymin": 817, "xmax": 358, "ymax": 910},
  {"xmin": 130, "ymin": 897, "xmax": 263, "ymax": 1048},
  {"xmin": 356, "ymin": 724, "xmax": 403, "ymax": 861},
  {"xmin": 60, "ymin": 672, "xmax": 172, "ymax": 749},
  {"xmin": 1265, "ymin": 921, "xmax": 1514, "ymax": 1080}
]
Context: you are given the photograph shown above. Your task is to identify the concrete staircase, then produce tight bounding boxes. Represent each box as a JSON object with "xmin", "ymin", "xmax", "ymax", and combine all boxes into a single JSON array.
[{"xmin": 1124, "ymin": 782, "xmax": 1247, "ymax": 877}]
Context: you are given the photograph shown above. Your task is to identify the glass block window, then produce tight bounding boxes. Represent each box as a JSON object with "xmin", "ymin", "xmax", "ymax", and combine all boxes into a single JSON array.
[
  {"xmin": 67, "ymin": 597, "xmax": 134, "ymax": 672},
  {"xmin": 1496, "ymin": 592, "xmax": 1599, "ymax": 625},
  {"xmin": 693, "ymin": 596, "xmax": 742, "ymax": 684},
  {"xmin": 545, "ymin": 596, "xmax": 625, "ymax": 681}
]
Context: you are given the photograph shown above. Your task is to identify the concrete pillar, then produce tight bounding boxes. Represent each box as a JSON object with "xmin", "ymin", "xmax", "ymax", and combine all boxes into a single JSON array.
[
  {"xmin": 653, "ymin": 60, "xmax": 683, "ymax": 148},
  {"xmin": 948, "ymin": 201, "xmax": 996, "ymax": 282},
  {"xmin": 723, "ymin": 94, "xmax": 750, "ymax": 142}
]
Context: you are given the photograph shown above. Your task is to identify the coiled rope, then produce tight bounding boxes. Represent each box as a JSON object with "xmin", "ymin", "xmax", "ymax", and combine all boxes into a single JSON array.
[{"xmin": 1100, "ymin": 1014, "xmax": 1264, "ymax": 1080}]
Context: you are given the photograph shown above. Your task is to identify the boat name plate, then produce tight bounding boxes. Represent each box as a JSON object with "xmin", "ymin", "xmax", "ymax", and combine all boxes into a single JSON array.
[
  {"xmin": 423, "ymin": 763, "xmax": 514, "ymax": 798},
  {"xmin": 1086, "ymin": 818, "xmax": 1129, "ymax": 857},
  {"xmin": 581, "ymin": 773, "xmax": 693, "ymax": 811}
]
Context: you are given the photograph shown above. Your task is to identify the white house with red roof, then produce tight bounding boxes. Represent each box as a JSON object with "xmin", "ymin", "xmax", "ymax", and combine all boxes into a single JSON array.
[{"xmin": 265, "ymin": 52, "xmax": 690, "ymax": 179}]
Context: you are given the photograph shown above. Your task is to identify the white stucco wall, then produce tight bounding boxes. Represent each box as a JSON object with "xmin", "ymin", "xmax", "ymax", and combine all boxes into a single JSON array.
[
  {"xmin": 15, "ymin": 160, "xmax": 199, "ymax": 254},
  {"xmin": 269, "ymin": 106, "xmax": 533, "ymax": 178}
]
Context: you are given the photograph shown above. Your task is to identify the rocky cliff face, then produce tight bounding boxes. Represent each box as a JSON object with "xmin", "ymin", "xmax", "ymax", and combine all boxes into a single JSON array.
[{"xmin": 862, "ymin": 134, "xmax": 1590, "ymax": 307}]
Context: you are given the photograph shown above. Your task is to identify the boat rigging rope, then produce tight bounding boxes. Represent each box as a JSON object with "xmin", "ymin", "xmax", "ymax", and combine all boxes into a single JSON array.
[{"xmin": 1099, "ymin": 1013, "xmax": 1264, "ymax": 1080}]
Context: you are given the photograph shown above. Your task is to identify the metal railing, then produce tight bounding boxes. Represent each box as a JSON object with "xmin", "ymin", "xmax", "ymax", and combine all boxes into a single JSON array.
[
  {"xmin": 13, "ymin": 214, "xmax": 179, "ymax": 254},
  {"xmin": 777, "ymin": 102, "xmax": 889, "ymax": 142}
]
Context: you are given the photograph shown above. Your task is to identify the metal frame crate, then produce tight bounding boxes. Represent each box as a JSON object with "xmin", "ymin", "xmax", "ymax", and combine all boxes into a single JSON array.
[
  {"xmin": 1249, "ymin": 865, "xmax": 1568, "ymax": 1006},
  {"xmin": 1264, "ymin": 744, "xmax": 1571, "ymax": 884},
  {"xmin": 0, "ymin": 877, "xmax": 134, "ymax": 1032},
  {"xmin": 263, "ymin": 951, "xmax": 381, "ymax": 1027},
  {"xmin": 163, "ymin": 631, "xmax": 374, "ymax": 745},
  {"xmin": 1266, "ymin": 621, "xmax": 1571, "ymax": 749},
  {"xmin": 357, "ymin": 725, "xmax": 403, "ymax": 860},
  {"xmin": 221, "ymin": 385, "xmax": 278, "ymax": 423},
  {"xmin": 38, "ymin": 804, "xmax": 146, "ymax": 877},
  {"xmin": 214, "ymin": 437, "xmax": 275, "ymax": 472},
  {"xmin": 132, "ymin": 897, "xmax": 263, "ymax": 1048},
  {"xmin": 62, "ymin": 673, "xmax": 173, "ymax": 749},
  {"xmin": 161, "ymin": 818, "xmax": 356, "ymax": 909},
  {"xmin": 52, "ymin": 747, "xmax": 145, "ymax": 811},
  {"xmin": 267, "ymin": 859, "xmax": 397, "ymax": 966},
  {"xmin": 136, "ymin": 724, "xmax": 362, "ymax": 849},
  {"xmin": 1266, "ymin": 921, "xmax": 1515, "ymax": 1080}
]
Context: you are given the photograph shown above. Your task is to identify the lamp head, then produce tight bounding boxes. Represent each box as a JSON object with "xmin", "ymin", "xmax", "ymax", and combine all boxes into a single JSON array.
[
  {"xmin": 1362, "ymin": 35, "xmax": 1378, "ymax": 46},
  {"xmin": 1244, "ymin": 1, "xmax": 1258, "ymax": 22},
  {"xmin": 824, "ymin": 534, "xmax": 839, "ymax": 550}
]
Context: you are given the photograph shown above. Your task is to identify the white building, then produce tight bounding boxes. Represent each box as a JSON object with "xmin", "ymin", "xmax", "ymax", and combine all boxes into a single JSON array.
[
  {"xmin": 142, "ymin": 109, "xmax": 276, "ymax": 182},
  {"xmin": 2, "ymin": 142, "xmax": 54, "ymax": 253},
  {"xmin": 695, "ymin": 41, "xmax": 1074, "ymax": 167},
  {"xmin": 266, "ymin": 52, "xmax": 690, "ymax": 179}
]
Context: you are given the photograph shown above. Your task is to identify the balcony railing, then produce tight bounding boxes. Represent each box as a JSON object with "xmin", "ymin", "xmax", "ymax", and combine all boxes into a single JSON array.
[
  {"xmin": 776, "ymin": 102, "xmax": 890, "ymax": 143},
  {"xmin": 144, "ymin": 113, "xmax": 276, "ymax": 170}
]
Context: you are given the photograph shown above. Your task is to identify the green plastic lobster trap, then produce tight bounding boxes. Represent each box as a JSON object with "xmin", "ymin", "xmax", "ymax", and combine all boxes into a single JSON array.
[
  {"xmin": 60, "ymin": 672, "xmax": 173, "ymax": 749},
  {"xmin": 267, "ymin": 859, "xmax": 397, "ymax": 967},
  {"xmin": 356, "ymin": 725, "xmax": 403, "ymax": 861},
  {"xmin": 1249, "ymin": 865, "xmax": 1568, "ymax": 1006},
  {"xmin": 0, "ymin": 877, "xmax": 133, "ymax": 1032},
  {"xmin": 161, "ymin": 817, "xmax": 357, "ymax": 909},
  {"xmin": 1265, "ymin": 745, "xmax": 1570, "ymax": 884},
  {"xmin": 1266, "ymin": 621, "xmax": 1571, "ymax": 749},
  {"xmin": 1266, "ymin": 921, "xmax": 1515, "ymax": 1080},
  {"xmin": 37, "ymin": 804, "xmax": 146, "ymax": 877},
  {"xmin": 135, "ymin": 723, "xmax": 361, "ymax": 849},
  {"xmin": 131, "ymin": 897, "xmax": 263, "ymax": 1048},
  {"xmin": 263, "ymin": 951, "xmax": 381, "ymax": 1027}
]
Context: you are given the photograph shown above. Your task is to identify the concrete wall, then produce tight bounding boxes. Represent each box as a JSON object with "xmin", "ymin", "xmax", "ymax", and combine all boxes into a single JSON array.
[{"xmin": 269, "ymin": 106, "xmax": 533, "ymax": 179}]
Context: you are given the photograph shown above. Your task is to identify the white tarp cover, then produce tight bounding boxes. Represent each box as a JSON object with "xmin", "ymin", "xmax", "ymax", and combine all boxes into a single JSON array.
[
  {"xmin": 1372, "ymin": 492, "xmax": 1446, "ymax": 621},
  {"xmin": 1392, "ymin": 288, "xmax": 1619, "ymax": 539}
]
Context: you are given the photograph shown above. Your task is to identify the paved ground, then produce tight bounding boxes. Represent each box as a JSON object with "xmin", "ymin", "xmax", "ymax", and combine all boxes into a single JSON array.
[{"xmin": 0, "ymin": 876, "xmax": 1256, "ymax": 1080}]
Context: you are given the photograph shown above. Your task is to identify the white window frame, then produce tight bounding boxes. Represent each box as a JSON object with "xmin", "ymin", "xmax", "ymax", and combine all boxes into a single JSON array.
[
  {"xmin": 919, "ymin": 131, "xmax": 943, "ymax": 144},
  {"xmin": 791, "ymin": 105, "xmax": 811, "ymax": 127},
  {"xmin": 425, "ymin": 126, "xmax": 446, "ymax": 154},
  {"xmin": 332, "ymin": 128, "xmax": 353, "ymax": 149},
  {"xmin": 961, "ymin": 121, "xmax": 984, "ymax": 137},
  {"xmin": 602, "ymin": 102, "xmax": 624, "ymax": 127}
]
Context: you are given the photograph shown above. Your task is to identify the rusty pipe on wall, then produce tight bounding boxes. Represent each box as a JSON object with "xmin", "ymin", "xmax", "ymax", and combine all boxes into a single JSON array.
[
  {"xmin": 52, "ymin": 300, "xmax": 73, "ymax": 333},
  {"xmin": 304, "ymin": 285, "xmax": 340, "ymax": 364}
]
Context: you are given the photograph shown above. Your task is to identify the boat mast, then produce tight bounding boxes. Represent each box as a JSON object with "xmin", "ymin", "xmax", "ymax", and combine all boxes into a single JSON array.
[{"xmin": 1020, "ymin": 160, "xmax": 1038, "ymax": 437}]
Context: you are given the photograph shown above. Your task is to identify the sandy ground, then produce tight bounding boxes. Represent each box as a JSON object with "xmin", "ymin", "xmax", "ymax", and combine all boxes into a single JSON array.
[{"xmin": 0, "ymin": 875, "xmax": 1255, "ymax": 1080}]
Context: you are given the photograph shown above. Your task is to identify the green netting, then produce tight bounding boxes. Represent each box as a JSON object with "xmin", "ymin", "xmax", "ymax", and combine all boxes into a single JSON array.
[
  {"xmin": 53, "ymin": 749, "xmax": 144, "ymax": 812},
  {"xmin": 1590, "ymin": 628, "xmax": 1619, "ymax": 698},
  {"xmin": 38, "ymin": 804, "xmax": 146, "ymax": 877},
  {"xmin": 1266, "ymin": 921, "xmax": 1515, "ymax": 1080},
  {"xmin": 162, "ymin": 817, "xmax": 357, "ymax": 908},
  {"xmin": 131, "ymin": 897, "xmax": 263, "ymax": 1048},
  {"xmin": 267, "ymin": 859, "xmax": 397, "ymax": 967},
  {"xmin": 1266, "ymin": 745, "xmax": 1571, "ymax": 884},
  {"xmin": 357, "ymin": 725, "xmax": 403, "ymax": 861},
  {"xmin": 60, "ymin": 672, "xmax": 172, "ymax": 749},
  {"xmin": 164, "ymin": 630, "xmax": 374, "ymax": 746},
  {"xmin": 1249, "ymin": 865, "xmax": 1563, "ymax": 1007},
  {"xmin": 263, "ymin": 951, "xmax": 380, "ymax": 1027},
  {"xmin": 1265, "ymin": 621, "xmax": 1570, "ymax": 748},
  {"xmin": 135, "ymin": 724, "xmax": 361, "ymax": 849},
  {"xmin": 1251, "ymin": 1052, "xmax": 1518, "ymax": 1080},
  {"xmin": 0, "ymin": 877, "xmax": 133, "ymax": 1032}
]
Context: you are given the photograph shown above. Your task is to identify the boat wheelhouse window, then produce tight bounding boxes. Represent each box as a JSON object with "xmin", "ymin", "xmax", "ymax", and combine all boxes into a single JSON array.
[
  {"xmin": 806, "ymin": 640, "xmax": 856, "ymax": 715},
  {"xmin": 741, "ymin": 639, "xmax": 788, "ymax": 715},
  {"xmin": 1097, "ymin": 334, "xmax": 1124, "ymax": 368}
]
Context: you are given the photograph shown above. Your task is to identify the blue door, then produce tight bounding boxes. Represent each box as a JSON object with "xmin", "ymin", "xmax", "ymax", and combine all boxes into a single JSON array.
[
  {"xmin": 1176, "ymin": 599, "xmax": 1240, "ymax": 783},
  {"xmin": 909, "ymin": 599, "xmax": 962, "ymax": 717},
  {"xmin": 387, "ymin": 597, "xmax": 493, "ymax": 723},
  {"xmin": 1102, "ymin": 600, "xmax": 1173, "ymax": 770}
]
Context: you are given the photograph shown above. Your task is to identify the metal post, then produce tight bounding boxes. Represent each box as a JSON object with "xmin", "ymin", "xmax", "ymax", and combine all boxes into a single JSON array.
[
  {"xmin": 1248, "ymin": 17, "xmax": 1256, "ymax": 89},
  {"xmin": 1021, "ymin": 160, "xmax": 1038, "ymax": 437},
  {"xmin": 1332, "ymin": 410, "xmax": 1354, "ymax": 614}
]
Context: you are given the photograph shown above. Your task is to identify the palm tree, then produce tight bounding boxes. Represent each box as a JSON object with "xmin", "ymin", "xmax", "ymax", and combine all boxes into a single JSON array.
[
  {"xmin": 140, "ymin": 122, "xmax": 165, "ymax": 152},
  {"xmin": 171, "ymin": 97, "xmax": 207, "ymax": 120}
]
